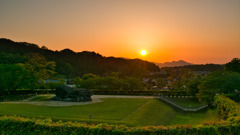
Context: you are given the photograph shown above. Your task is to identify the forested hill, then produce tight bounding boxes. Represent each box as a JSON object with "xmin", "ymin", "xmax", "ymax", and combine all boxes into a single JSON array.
[
  {"xmin": 161, "ymin": 64, "xmax": 224, "ymax": 72},
  {"xmin": 0, "ymin": 38, "xmax": 160, "ymax": 77}
]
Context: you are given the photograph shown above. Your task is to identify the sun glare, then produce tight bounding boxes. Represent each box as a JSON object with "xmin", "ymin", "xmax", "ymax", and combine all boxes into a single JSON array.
[{"xmin": 140, "ymin": 50, "xmax": 147, "ymax": 56}]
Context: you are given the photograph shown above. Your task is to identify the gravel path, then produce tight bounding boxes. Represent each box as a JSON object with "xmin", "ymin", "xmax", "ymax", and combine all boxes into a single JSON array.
[{"xmin": 0, "ymin": 95, "xmax": 154, "ymax": 106}]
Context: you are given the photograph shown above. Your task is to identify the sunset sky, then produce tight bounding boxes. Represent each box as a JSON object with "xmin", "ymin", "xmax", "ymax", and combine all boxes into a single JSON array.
[{"xmin": 1, "ymin": 0, "xmax": 240, "ymax": 64}]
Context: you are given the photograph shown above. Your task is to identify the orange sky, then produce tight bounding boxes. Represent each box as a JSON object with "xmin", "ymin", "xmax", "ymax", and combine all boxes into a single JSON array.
[{"xmin": 1, "ymin": 0, "xmax": 240, "ymax": 64}]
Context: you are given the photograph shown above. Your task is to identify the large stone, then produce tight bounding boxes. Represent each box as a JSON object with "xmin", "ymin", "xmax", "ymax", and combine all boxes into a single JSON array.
[{"xmin": 54, "ymin": 85, "xmax": 93, "ymax": 102}]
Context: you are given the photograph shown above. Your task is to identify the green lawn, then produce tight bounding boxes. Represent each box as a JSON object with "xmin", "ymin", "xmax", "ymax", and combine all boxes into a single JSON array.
[
  {"xmin": 0, "ymin": 97, "xmax": 219, "ymax": 126},
  {"xmin": 170, "ymin": 109, "xmax": 219, "ymax": 125},
  {"xmin": 0, "ymin": 98, "xmax": 149, "ymax": 124},
  {"xmin": 122, "ymin": 99, "xmax": 177, "ymax": 126},
  {"xmin": 164, "ymin": 97, "xmax": 206, "ymax": 108},
  {"xmin": 123, "ymin": 99, "xmax": 219, "ymax": 126}
]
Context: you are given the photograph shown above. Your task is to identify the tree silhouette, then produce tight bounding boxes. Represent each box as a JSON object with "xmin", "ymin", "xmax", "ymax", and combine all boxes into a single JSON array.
[{"xmin": 225, "ymin": 58, "xmax": 240, "ymax": 73}]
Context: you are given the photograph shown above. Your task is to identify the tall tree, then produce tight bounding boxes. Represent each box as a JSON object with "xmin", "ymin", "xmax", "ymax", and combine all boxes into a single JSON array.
[
  {"xmin": 0, "ymin": 64, "xmax": 36, "ymax": 94},
  {"xmin": 24, "ymin": 53, "xmax": 56, "ymax": 83},
  {"xmin": 197, "ymin": 71, "xmax": 240, "ymax": 103}
]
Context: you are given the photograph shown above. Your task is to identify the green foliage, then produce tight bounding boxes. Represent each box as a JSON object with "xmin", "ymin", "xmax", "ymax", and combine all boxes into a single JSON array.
[
  {"xmin": 0, "ymin": 94, "xmax": 34, "ymax": 102},
  {"xmin": 197, "ymin": 71, "xmax": 240, "ymax": 103},
  {"xmin": 56, "ymin": 62, "xmax": 75, "ymax": 78},
  {"xmin": 214, "ymin": 96, "xmax": 240, "ymax": 123},
  {"xmin": 0, "ymin": 64, "xmax": 36, "ymax": 94},
  {"xmin": 43, "ymin": 79, "xmax": 65, "ymax": 89},
  {"xmin": 92, "ymin": 89, "xmax": 187, "ymax": 96},
  {"xmin": 121, "ymin": 77, "xmax": 143, "ymax": 91},
  {"xmin": 73, "ymin": 77, "xmax": 82, "ymax": 88},
  {"xmin": 186, "ymin": 78, "xmax": 202, "ymax": 96},
  {"xmin": 0, "ymin": 52, "xmax": 26, "ymax": 64},
  {"xmin": 156, "ymin": 78, "xmax": 166, "ymax": 89},
  {"xmin": 82, "ymin": 73, "xmax": 97, "ymax": 80},
  {"xmin": 225, "ymin": 58, "xmax": 240, "ymax": 73},
  {"xmin": 168, "ymin": 68, "xmax": 195, "ymax": 91},
  {"xmin": 95, "ymin": 76, "xmax": 122, "ymax": 90},
  {"xmin": 74, "ymin": 74, "xmax": 143, "ymax": 91},
  {"xmin": 224, "ymin": 93, "xmax": 240, "ymax": 102},
  {"xmin": 79, "ymin": 79, "xmax": 98, "ymax": 90},
  {"xmin": 24, "ymin": 53, "xmax": 56, "ymax": 83}
]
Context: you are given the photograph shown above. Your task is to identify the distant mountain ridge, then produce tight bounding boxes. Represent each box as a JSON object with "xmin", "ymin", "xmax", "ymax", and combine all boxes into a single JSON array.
[
  {"xmin": 0, "ymin": 38, "xmax": 160, "ymax": 77},
  {"xmin": 156, "ymin": 60, "xmax": 192, "ymax": 67}
]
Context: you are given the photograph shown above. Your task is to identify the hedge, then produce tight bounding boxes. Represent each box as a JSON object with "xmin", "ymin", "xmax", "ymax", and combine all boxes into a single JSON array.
[
  {"xmin": 214, "ymin": 95, "xmax": 240, "ymax": 123},
  {"xmin": 0, "ymin": 96, "xmax": 240, "ymax": 135},
  {"xmin": 2, "ymin": 89, "xmax": 188, "ymax": 96},
  {"xmin": 92, "ymin": 90, "xmax": 187, "ymax": 96},
  {"xmin": 0, "ymin": 94, "xmax": 34, "ymax": 102}
]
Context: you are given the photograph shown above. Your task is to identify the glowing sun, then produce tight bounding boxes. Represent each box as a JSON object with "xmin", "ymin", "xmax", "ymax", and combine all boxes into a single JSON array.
[{"xmin": 140, "ymin": 50, "xmax": 147, "ymax": 56}]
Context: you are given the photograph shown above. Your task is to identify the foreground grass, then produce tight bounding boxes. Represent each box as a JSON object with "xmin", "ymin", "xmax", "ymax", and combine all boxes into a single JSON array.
[{"xmin": 0, "ymin": 97, "xmax": 219, "ymax": 126}]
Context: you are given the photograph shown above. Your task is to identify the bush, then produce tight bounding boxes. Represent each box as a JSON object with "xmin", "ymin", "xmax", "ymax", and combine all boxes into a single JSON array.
[
  {"xmin": 214, "ymin": 95, "xmax": 240, "ymax": 123},
  {"xmin": 92, "ymin": 89, "xmax": 187, "ymax": 96},
  {"xmin": 0, "ymin": 94, "xmax": 34, "ymax": 101}
]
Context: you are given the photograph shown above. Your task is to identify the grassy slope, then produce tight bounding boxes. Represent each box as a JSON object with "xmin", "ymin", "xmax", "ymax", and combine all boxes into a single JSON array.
[
  {"xmin": 170, "ymin": 109, "xmax": 219, "ymax": 125},
  {"xmin": 123, "ymin": 99, "xmax": 219, "ymax": 126},
  {"xmin": 0, "ymin": 97, "xmax": 219, "ymax": 126},
  {"xmin": 123, "ymin": 99, "xmax": 177, "ymax": 126},
  {"xmin": 164, "ymin": 97, "xmax": 206, "ymax": 108}
]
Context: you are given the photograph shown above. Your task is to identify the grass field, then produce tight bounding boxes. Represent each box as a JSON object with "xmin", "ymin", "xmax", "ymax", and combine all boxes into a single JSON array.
[
  {"xmin": 164, "ymin": 97, "xmax": 206, "ymax": 108},
  {"xmin": 122, "ymin": 98, "xmax": 218, "ymax": 126},
  {"xmin": 0, "ymin": 95, "xmax": 219, "ymax": 126}
]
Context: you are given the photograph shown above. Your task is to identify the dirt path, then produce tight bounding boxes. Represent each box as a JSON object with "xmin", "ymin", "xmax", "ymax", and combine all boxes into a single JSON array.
[{"xmin": 0, "ymin": 95, "xmax": 154, "ymax": 106}]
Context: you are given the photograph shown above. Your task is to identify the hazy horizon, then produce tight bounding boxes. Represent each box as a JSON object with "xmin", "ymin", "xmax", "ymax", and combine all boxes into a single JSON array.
[{"xmin": 1, "ymin": 0, "xmax": 240, "ymax": 64}]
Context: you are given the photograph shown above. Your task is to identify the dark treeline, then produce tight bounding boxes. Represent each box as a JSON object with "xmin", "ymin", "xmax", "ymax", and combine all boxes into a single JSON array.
[
  {"xmin": 161, "ymin": 64, "xmax": 224, "ymax": 72},
  {"xmin": 0, "ymin": 38, "xmax": 159, "ymax": 77}
]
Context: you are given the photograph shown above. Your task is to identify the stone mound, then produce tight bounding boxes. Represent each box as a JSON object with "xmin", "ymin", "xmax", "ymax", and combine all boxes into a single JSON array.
[{"xmin": 52, "ymin": 85, "xmax": 93, "ymax": 102}]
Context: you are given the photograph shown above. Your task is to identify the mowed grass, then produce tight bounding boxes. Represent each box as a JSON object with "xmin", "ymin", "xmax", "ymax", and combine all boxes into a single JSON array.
[
  {"xmin": 170, "ymin": 109, "xmax": 219, "ymax": 125},
  {"xmin": 123, "ymin": 99, "xmax": 177, "ymax": 126},
  {"xmin": 0, "ymin": 97, "xmax": 220, "ymax": 126},
  {"xmin": 164, "ymin": 97, "xmax": 206, "ymax": 108},
  {"xmin": 0, "ymin": 98, "xmax": 149, "ymax": 124},
  {"xmin": 123, "ymin": 99, "xmax": 219, "ymax": 126}
]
